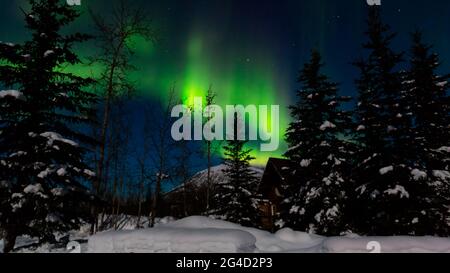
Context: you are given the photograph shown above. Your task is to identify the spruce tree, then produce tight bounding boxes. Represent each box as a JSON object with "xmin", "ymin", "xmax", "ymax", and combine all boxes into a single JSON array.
[
  {"xmin": 400, "ymin": 31, "xmax": 450, "ymax": 235},
  {"xmin": 280, "ymin": 50, "xmax": 353, "ymax": 235},
  {"xmin": 0, "ymin": 0, "xmax": 96, "ymax": 252},
  {"xmin": 352, "ymin": 7, "xmax": 426, "ymax": 235},
  {"xmin": 214, "ymin": 112, "xmax": 259, "ymax": 227},
  {"xmin": 408, "ymin": 31, "xmax": 450, "ymax": 168}
]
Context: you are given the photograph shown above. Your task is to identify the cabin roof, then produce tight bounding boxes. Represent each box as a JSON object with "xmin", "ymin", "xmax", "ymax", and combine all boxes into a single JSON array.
[{"xmin": 258, "ymin": 157, "xmax": 296, "ymax": 196}]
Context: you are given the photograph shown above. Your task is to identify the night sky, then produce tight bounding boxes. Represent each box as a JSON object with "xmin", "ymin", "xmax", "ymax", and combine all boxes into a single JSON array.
[{"xmin": 1, "ymin": 0, "xmax": 450, "ymax": 186}]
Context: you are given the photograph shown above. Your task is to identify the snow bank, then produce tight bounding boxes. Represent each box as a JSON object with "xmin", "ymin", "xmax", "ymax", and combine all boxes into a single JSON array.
[
  {"xmin": 87, "ymin": 216, "xmax": 450, "ymax": 253},
  {"xmin": 88, "ymin": 227, "xmax": 256, "ymax": 253},
  {"xmin": 87, "ymin": 216, "xmax": 324, "ymax": 253},
  {"xmin": 6, "ymin": 216, "xmax": 450, "ymax": 253},
  {"xmin": 323, "ymin": 236, "xmax": 450, "ymax": 253}
]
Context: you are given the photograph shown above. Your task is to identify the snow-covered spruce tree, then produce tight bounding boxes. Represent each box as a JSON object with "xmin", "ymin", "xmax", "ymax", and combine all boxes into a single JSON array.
[
  {"xmin": 351, "ymin": 7, "xmax": 428, "ymax": 236},
  {"xmin": 398, "ymin": 31, "xmax": 450, "ymax": 235},
  {"xmin": 0, "ymin": 0, "xmax": 96, "ymax": 252},
  {"xmin": 407, "ymin": 31, "xmax": 450, "ymax": 169},
  {"xmin": 279, "ymin": 50, "xmax": 354, "ymax": 236},
  {"xmin": 214, "ymin": 112, "xmax": 259, "ymax": 227}
]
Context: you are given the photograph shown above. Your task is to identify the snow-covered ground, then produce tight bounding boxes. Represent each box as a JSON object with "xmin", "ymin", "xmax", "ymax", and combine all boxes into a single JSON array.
[
  {"xmin": 88, "ymin": 216, "xmax": 450, "ymax": 253},
  {"xmin": 3, "ymin": 215, "xmax": 450, "ymax": 253},
  {"xmin": 0, "ymin": 227, "xmax": 91, "ymax": 253}
]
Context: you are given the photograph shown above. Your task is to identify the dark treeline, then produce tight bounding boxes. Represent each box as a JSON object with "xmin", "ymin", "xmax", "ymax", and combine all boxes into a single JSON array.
[{"xmin": 279, "ymin": 7, "xmax": 450, "ymax": 236}]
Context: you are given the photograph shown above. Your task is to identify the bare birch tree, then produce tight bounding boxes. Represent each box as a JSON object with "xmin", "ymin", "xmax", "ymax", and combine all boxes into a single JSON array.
[
  {"xmin": 148, "ymin": 87, "xmax": 179, "ymax": 227},
  {"xmin": 89, "ymin": 0, "xmax": 157, "ymax": 233},
  {"xmin": 203, "ymin": 86, "xmax": 223, "ymax": 212}
]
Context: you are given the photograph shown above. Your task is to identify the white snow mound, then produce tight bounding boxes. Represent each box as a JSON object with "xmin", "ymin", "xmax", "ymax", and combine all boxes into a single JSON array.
[
  {"xmin": 88, "ymin": 227, "xmax": 256, "ymax": 253},
  {"xmin": 87, "ymin": 216, "xmax": 450, "ymax": 253}
]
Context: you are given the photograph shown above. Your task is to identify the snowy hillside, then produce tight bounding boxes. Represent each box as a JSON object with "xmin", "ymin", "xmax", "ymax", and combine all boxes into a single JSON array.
[{"xmin": 168, "ymin": 164, "xmax": 264, "ymax": 194}]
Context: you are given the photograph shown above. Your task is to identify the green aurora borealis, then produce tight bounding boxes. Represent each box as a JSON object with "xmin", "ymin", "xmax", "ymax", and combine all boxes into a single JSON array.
[
  {"xmin": 63, "ymin": 1, "xmax": 293, "ymax": 165},
  {"xmin": 2, "ymin": 0, "xmax": 450, "ymax": 166}
]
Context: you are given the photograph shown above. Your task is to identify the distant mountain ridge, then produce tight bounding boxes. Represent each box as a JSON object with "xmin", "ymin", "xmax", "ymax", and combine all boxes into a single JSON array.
[{"xmin": 168, "ymin": 164, "xmax": 264, "ymax": 195}]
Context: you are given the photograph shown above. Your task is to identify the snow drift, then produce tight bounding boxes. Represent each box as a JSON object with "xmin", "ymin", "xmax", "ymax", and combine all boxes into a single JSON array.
[{"xmin": 87, "ymin": 216, "xmax": 450, "ymax": 253}]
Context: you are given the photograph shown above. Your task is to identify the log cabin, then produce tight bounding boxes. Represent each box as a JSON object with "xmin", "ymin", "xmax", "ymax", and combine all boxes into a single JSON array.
[{"xmin": 257, "ymin": 158, "xmax": 296, "ymax": 232}]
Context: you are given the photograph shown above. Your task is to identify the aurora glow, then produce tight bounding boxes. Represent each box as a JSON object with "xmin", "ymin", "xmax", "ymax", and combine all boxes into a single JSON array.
[
  {"xmin": 171, "ymin": 97, "xmax": 280, "ymax": 152},
  {"xmin": 172, "ymin": 32, "xmax": 290, "ymax": 163},
  {"xmin": 2, "ymin": 0, "xmax": 450, "ymax": 167}
]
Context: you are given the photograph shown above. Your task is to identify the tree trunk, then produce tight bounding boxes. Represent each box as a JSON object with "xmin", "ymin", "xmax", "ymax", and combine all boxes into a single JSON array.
[
  {"xmin": 183, "ymin": 179, "xmax": 188, "ymax": 217},
  {"xmin": 136, "ymin": 165, "xmax": 144, "ymax": 228},
  {"xmin": 2, "ymin": 228, "xmax": 17, "ymax": 253},
  {"xmin": 150, "ymin": 177, "xmax": 161, "ymax": 227},
  {"xmin": 206, "ymin": 140, "xmax": 211, "ymax": 211},
  {"xmin": 111, "ymin": 176, "xmax": 118, "ymax": 216},
  {"xmin": 90, "ymin": 206, "xmax": 97, "ymax": 235},
  {"xmin": 92, "ymin": 49, "xmax": 121, "ymax": 234},
  {"xmin": 114, "ymin": 176, "xmax": 124, "ymax": 230}
]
